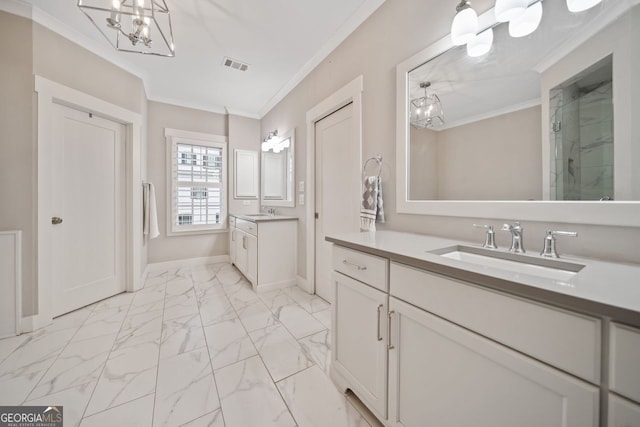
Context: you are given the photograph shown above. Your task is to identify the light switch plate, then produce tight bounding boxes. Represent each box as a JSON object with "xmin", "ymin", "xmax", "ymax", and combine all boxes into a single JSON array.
[
  {"xmin": 298, "ymin": 194, "xmax": 305, "ymax": 205},
  {"xmin": 298, "ymin": 181, "xmax": 305, "ymax": 192}
]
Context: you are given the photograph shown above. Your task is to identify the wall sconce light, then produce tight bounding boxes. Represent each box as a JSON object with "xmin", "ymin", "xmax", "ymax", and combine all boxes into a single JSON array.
[
  {"xmin": 509, "ymin": 1, "xmax": 543, "ymax": 37},
  {"xmin": 566, "ymin": 0, "xmax": 602, "ymax": 13},
  {"xmin": 494, "ymin": 0, "xmax": 528, "ymax": 22},
  {"xmin": 467, "ymin": 28, "xmax": 494, "ymax": 57},
  {"xmin": 451, "ymin": 1, "xmax": 479, "ymax": 46},
  {"xmin": 261, "ymin": 129, "xmax": 280, "ymax": 152}
]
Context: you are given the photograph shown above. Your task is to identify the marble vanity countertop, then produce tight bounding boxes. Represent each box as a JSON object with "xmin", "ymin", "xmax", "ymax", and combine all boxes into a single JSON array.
[
  {"xmin": 230, "ymin": 213, "xmax": 298, "ymax": 223},
  {"xmin": 327, "ymin": 230, "xmax": 640, "ymax": 326}
]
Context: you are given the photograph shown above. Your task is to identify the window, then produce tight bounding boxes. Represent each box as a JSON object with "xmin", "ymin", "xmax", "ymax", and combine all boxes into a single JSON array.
[{"xmin": 166, "ymin": 129, "xmax": 227, "ymax": 235}]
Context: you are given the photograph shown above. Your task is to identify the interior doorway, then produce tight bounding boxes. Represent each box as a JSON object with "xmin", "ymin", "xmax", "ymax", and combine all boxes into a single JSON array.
[
  {"xmin": 304, "ymin": 75, "xmax": 363, "ymax": 301},
  {"xmin": 51, "ymin": 104, "xmax": 126, "ymax": 317},
  {"xmin": 314, "ymin": 103, "xmax": 360, "ymax": 302}
]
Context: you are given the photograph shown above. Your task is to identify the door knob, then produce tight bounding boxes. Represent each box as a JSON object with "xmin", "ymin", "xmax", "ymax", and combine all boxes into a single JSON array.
[{"xmin": 51, "ymin": 217, "xmax": 63, "ymax": 225}]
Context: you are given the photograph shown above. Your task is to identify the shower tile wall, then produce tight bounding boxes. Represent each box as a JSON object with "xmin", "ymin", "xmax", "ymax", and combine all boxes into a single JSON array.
[
  {"xmin": 552, "ymin": 82, "xmax": 613, "ymax": 200},
  {"xmin": 578, "ymin": 82, "xmax": 613, "ymax": 200}
]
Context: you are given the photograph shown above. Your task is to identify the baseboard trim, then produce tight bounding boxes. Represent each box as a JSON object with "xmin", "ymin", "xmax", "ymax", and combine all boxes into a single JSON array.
[
  {"xmin": 145, "ymin": 255, "xmax": 230, "ymax": 273},
  {"xmin": 297, "ymin": 275, "xmax": 313, "ymax": 294},
  {"xmin": 20, "ymin": 314, "xmax": 51, "ymax": 334},
  {"xmin": 255, "ymin": 278, "xmax": 298, "ymax": 294}
]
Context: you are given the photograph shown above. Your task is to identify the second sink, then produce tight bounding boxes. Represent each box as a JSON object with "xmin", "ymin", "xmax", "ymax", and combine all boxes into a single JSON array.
[{"xmin": 430, "ymin": 245, "xmax": 585, "ymax": 281}]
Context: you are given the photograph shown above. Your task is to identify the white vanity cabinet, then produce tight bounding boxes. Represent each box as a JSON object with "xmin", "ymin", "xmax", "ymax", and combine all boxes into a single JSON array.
[
  {"xmin": 330, "ymin": 242, "xmax": 601, "ymax": 427},
  {"xmin": 608, "ymin": 323, "xmax": 640, "ymax": 426},
  {"xmin": 229, "ymin": 216, "xmax": 236, "ymax": 265},
  {"xmin": 229, "ymin": 215, "xmax": 297, "ymax": 292},
  {"xmin": 609, "ymin": 395, "xmax": 640, "ymax": 427},
  {"xmin": 332, "ymin": 271, "xmax": 388, "ymax": 420},
  {"xmin": 387, "ymin": 291, "xmax": 598, "ymax": 427}
]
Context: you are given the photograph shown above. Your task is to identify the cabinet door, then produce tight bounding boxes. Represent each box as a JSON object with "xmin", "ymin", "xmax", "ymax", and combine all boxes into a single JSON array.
[
  {"xmin": 235, "ymin": 230, "xmax": 247, "ymax": 274},
  {"xmin": 388, "ymin": 297, "xmax": 598, "ymax": 427},
  {"xmin": 609, "ymin": 394, "xmax": 640, "ymax": 427},
  {"xmin": 332, "ymin": 272, "xmax": 388, "ymax": 419},
  {"xmin": 245, "ymin": 232, "xmax": 258, "ymax": 286},
  {"xmin": 229, "ymin": 228, "xmax": 236, "ymax": 265}
]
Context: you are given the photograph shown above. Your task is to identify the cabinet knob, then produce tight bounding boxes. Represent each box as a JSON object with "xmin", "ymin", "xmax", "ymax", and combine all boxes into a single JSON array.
[{"xmin": 51, "ymin": 217, "xmax": 63, "ymax": 225}]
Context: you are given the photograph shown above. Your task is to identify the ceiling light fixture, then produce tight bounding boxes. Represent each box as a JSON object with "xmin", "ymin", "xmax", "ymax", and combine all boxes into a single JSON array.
[
  {"xmin": 509, "ymin": 1, "xmax": 543, "ymax": 37},
  {"xmin": 451, "ymin": 1, "xmax": 479, "ymax": 46},
  {"xmin": 78, "ymin": 0, "xmax": 175, "ymax": 57},
  {"xmin": 566, "ymin": 0, "xmax": 602, "ymax": 13},
  {"xmin": 410, "ymin": 82, "xmax": 445, "ymax": 128},
  {"xmin": 494, "ymin": 0, "xmax": 528, "ymax": 22},
  {"xmin": 467, "ymin": 28, "xmax": 494, "ymax": 57}
]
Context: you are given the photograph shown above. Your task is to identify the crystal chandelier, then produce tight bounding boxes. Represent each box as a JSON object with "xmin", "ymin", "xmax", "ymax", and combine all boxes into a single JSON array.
[
  {"xmin": 410, "ymin": 82, "xmax": 445, "ymax": 129},
  {"xmin": 78, "ymin": 0, "xmax": 175, "ymax": 57}
]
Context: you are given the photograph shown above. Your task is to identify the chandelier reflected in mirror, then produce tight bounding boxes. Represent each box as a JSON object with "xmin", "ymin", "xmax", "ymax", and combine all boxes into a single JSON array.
[
  {"xmin": 410, "ymin": 82, "xmax": 445, "ymax": 128},
  {"xmin": 78, "ymin": 0, "xmax": 175, "ymax": 57}
]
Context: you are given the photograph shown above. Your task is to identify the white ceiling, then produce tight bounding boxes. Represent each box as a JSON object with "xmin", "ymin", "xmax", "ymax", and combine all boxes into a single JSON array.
[{"xmin": 8, "ymin": 0, "xmax": 384, "ymax": 118}]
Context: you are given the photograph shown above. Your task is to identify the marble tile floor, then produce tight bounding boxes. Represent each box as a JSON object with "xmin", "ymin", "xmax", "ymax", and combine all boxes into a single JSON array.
[{"xmin": 0, "ymin": 262, "xmax": 382, "ymax": 427}]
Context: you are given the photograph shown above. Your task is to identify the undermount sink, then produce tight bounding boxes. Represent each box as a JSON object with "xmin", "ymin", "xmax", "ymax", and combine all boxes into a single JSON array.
[
  {"xmin": 245, "ymin": 213, "xmax": 270, "ymax": 217},
  {"xmin": 430, "ymin": 245, "xmax": 585, "ymax": 281}
]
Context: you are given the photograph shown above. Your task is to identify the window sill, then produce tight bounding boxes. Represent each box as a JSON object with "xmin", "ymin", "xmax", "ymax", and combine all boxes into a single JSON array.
[{"xmin": 166, "ymin": 227, "xmax": 229, "ymax": 237}]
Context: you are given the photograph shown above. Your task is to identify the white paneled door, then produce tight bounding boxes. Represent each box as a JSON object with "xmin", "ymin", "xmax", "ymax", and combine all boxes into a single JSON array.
[
  {"xmin": 51, "ymin": 104, "xmax": 126, "ymax": 317},
  {"xmin": 314, "ymin": 103, "xmax": 360, "ymax": 302}
]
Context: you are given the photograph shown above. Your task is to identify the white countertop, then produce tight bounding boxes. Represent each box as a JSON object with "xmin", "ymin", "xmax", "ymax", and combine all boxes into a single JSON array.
[
  {"xmin": 231, "ymin": 213, "xmax": 298, "ymax": 223},
  {"xmin": 326, "ymin": 230, "xmax": 640, "ymax": 325}
]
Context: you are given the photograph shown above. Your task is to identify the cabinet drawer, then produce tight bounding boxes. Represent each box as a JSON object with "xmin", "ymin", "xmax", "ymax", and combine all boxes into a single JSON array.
[
  {"xmin": 610, "ymin": 323, "xmax": 640, "ymax": 403},
  {"xmin": 332, "ymin": 246, "xmax": 388, "ymax": 292},
  {"xmin": 391, "ymin": 262, "xmax": 601, "ymax": 383},
  {"xmin": 236, "ymin": 218, "xmax": 257, "ymax": 236}
]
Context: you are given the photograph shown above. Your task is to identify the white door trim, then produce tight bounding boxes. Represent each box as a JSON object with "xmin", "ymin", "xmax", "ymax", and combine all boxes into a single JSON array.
[
  {"xmin": 34, "ymin": 75, "xmax": 143, "ymax": 331},
  {"xmin": 304, "ymin": 75, "xmax": 363, "ymax": 294}
]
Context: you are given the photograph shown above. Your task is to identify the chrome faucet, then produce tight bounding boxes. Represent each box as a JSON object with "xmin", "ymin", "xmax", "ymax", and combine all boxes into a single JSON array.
[
  {"xmin": 540, "ymin": 230, "xmax": 577, "ymax": 258},
  {"xmin": 501, "ymin": 221, "xmax": 525, "ymax": 253},
  {"xmin": 473, "ymin": 224, "xmax": 497, "ymax": 249},
  {"xmin": 265, "ymin": 207, "xmax": 276, "ymax": 216}
]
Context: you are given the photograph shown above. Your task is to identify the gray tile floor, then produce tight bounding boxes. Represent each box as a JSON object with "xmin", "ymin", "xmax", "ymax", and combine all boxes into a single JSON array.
[{"xmin": 0, "ymin": 262, "xmax": 379, "ymax": 427}]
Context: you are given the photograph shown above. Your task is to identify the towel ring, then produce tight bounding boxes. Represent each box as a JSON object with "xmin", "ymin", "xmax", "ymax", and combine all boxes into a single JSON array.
[{"xmin": 362, "ymin": 155, "xmax": 383, "ymax": 181}]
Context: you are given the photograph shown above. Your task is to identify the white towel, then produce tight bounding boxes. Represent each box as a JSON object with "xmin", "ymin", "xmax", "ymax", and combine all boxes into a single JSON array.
[
  {"xmin": 360, "ymin": 176, "xmax": 383, "ymax": 231},
  {"xmin": 143, "ymin": 182, "xmax": 160, "ymax": 239}
]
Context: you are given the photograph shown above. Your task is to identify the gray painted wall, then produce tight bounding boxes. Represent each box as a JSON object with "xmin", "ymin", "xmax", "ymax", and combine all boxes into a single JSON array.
[{"xmin": 260, "ymin": 0, "xmax": 640, "ymax": 282}]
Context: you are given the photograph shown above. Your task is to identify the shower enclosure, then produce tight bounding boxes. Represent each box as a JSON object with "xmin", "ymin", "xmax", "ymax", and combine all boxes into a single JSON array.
[{"xmin": 550, "ymin": 56, "xmax": 613, "ymax": 201}]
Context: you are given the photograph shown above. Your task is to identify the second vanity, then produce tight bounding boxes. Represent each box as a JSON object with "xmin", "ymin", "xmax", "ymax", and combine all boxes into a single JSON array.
[
  {"xmin": 229, "ymin": 213, "xmax": 297, "ymax": 292},
  {"xmin": 327, "ymin": 230, "xmax": 640, "ymax": 427}
]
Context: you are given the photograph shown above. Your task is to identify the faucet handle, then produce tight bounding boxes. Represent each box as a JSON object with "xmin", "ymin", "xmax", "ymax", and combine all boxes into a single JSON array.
[
  {"xmin": 540, "ymin": 230, "xmax": 577, "ymax": 258},
  {"xmin": 473, "ymin": 224, "xmax": 498, "ymax": 249}
]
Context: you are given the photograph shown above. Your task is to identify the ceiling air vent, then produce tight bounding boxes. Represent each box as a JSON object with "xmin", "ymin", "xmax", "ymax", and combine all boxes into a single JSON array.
[{"xmin": 222, "ymin": 57, "xmax": 249, "ymax": 72}]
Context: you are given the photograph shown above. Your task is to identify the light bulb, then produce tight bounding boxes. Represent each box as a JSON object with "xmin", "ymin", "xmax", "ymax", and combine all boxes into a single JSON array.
[
  {"xmin": 451, "ymin": 4, "xmax": 478, "ymax": 46},
  {"xmin": 566, "ymin": 0, "xmax": 602, "ymax": 12},
  {"xmin": 467, "ymin": 28, "xmax": 493, "ymax": 57},
  {"xmin": 495, "ymin": 0, "xmax": 528, "ymax": 22},
  {"xmin": 509, "ymin": 2, "xmax": 543, "ymax": 38}
]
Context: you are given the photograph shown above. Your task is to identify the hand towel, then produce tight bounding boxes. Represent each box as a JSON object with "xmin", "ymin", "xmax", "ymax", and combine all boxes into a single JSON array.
[
  {"xmin": 360, "ymin": 176, "xmax": 379, "ymax": 231},
  {"xmin": 375, "ymin": 176, "xmax": 385, "ymax": 224},
  {"xmin": 143, "ymin": 182, "xmax": 160, "ymax": 239}
]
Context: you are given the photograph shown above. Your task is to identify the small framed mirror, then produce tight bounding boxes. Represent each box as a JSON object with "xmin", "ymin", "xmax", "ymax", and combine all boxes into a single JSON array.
[{"xmin": 261, "ymin": 128, "xmax": 295, "ymax": 207}]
